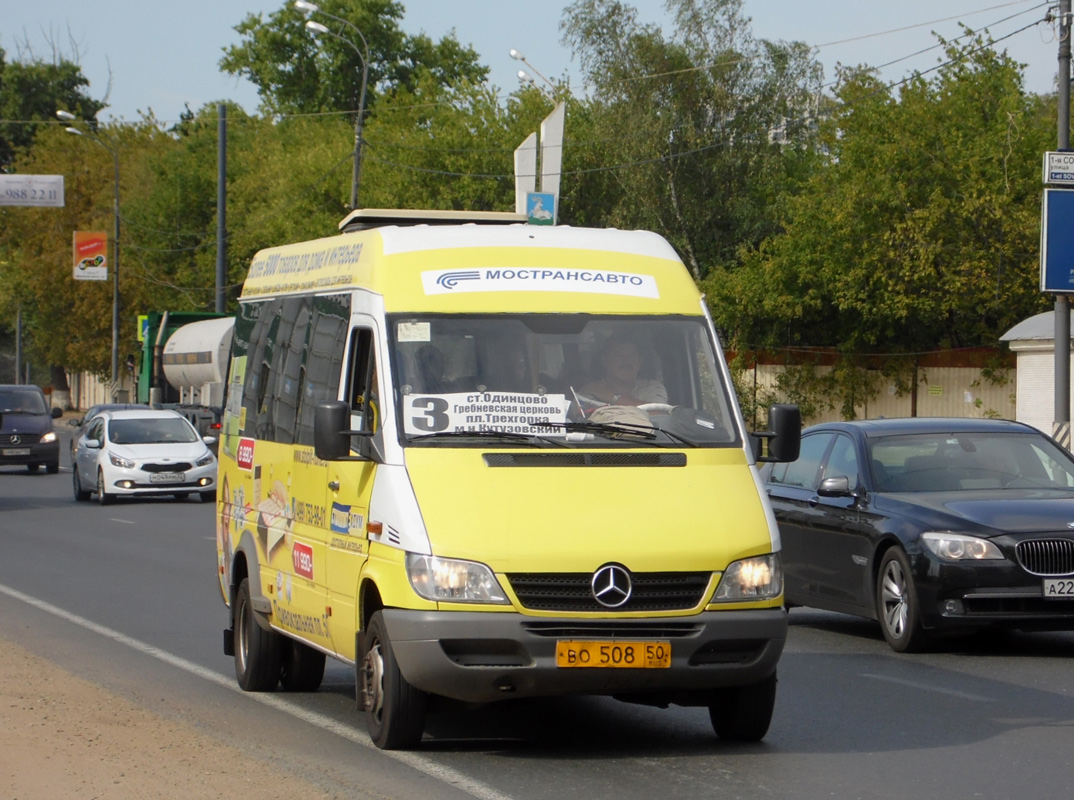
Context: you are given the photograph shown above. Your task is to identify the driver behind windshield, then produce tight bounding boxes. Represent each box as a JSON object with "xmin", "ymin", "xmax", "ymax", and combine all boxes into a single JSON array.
[{"xmin": 581, "ymin": 338, "xmax": 667, "ymax": 407}]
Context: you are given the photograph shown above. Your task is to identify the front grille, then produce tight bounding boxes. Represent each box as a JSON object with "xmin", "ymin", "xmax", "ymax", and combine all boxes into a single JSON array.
[
  {"xmin": 142, "ymin": 462, "xmax": 192, "ymax": 473},
  {"xmin": 0, "ymin": 433, "xmax": 41, "ymax": 445},
  {"xmin": 1016, "ymin": 539, "xmax": 1074, "ymax": 576},
  {"xmin": 507, "ymin": 571, "xmax": 711, "ymax": 612},
  {"xmin": 523, "ymin": 621, "xmax": 703, "ymax": 638}
]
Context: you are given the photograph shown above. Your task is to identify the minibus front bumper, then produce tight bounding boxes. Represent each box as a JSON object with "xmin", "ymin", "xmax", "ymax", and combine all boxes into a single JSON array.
[{"xmin": 382, "ymin": 607, "xmax": 787, "ymax": 705}]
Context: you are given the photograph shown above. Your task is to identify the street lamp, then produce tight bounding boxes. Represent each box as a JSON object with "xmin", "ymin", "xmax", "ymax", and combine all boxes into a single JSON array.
[
  {"xmin": 57, "ymin": 110, "xmax": 122, "ymax": 394},
  {"xmin": 509, "ymin": 48, "xmax": 556, "ymax": 92},
  {"xmin": 296, "ymin": 1, "xmax": 370, "ymax": 209}
]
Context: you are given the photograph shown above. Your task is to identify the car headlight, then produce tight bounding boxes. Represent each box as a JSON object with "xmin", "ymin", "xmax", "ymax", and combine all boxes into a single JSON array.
[
  {"xmin": 405, "ymin": 553, "xmax": 509, "ymax": 604},
  {"xmin": 714, "ymin": 554, "xmax": 783, "ymax": 601},
  {"xmin": 195, "ymin": 452, "xmax": 215, "ymax": 467},
  {"xmin": 41, "ymin": 431, "xmax": 57, "ymax": 443},
  {"xmin": 922, "ymin": 532, "xmax": 1003, "ymax": 561},
  {"xmin": 108, "ymin": 452, "xmax": 135, "ymax": 469}
]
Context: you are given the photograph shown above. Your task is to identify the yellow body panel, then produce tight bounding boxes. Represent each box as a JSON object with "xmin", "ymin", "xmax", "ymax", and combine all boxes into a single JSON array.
[{"xmin": 403, "ymin": 447, "xmax": 770, "ymax": 575}]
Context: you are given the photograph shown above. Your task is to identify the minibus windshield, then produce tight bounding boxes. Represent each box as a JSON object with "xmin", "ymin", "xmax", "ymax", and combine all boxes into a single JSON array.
[{"xmin": 389, "ymin": 314, "xmax": 740, "ymax": 448}]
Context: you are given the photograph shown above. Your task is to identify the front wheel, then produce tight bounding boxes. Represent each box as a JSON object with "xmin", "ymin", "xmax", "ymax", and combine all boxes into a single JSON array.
[
  {"xmin": 73, "ymin": 467, "xmax": 90, "ymax": 502},
  {"xmin": 360, "ymin": 611, "xmax": 427, "ymax": 749},
  {"xmin": 45, "ymin": 461, "xmax": 59, "ymax": 475},
  {"xmin": 876, "ymin": 548, "xmax": 930, "ymax": 653},
  {"xmin": 708, "ymin": 672, "xmax": 777, "ymax": 741},
  {"xmin": 97, "ymin": 469, "xmax": 114, "ymax": 505},
  {"xmin": 233, "ymin": 577, "xmax": 282, "ymax": 691}
]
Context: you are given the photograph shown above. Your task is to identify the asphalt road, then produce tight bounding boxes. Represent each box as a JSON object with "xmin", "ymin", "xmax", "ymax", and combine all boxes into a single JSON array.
[{"xmin": 2, "ymin": 444, "xmax": 1074, "ymax": 799}]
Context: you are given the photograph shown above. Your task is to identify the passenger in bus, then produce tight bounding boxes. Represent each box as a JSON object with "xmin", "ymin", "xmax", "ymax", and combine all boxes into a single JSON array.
[{"xmin": 581, "ymin": 339, "xmax": 667, "ymax": 406}]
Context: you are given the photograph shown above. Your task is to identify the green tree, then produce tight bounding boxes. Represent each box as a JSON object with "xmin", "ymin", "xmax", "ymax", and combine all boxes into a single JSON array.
[
  {"xmin": 711, "ymin": 31, "xmax": 1055, "ymax": 416},
  {"xmin": 219, "ymin": 0, "xmax": 488, "ymax": 117},
  {"xmin": 0, "ymin": 122, "xmax": 170, "ymax": 380},
  {"xmin": 0, "ymin": 45, "xmax": 104, "ymax": 169},
  {"xmin": 561, "ymin": 0, "xmax": 822, "ymax": 280}
]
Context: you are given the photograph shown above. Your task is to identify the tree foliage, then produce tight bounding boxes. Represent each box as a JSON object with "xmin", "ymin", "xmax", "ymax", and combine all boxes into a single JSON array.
[
  {"xmin": 0, "ymin": 45, "xmax": 104, "ymax": 169},
  {"xmin": 708, "ymin": 31, "xmax": 1055, "ymax": 417},
  {"xmin": 560, "ymin": 0, "xmax": 823, "ymax": 280},
  {"xmin": 219, "ymin": 0, "xmax": 488, "ymax": 116},
  {"xmin": 0, "ymin": 3, "xmax": 1065, "ymax": 417}
]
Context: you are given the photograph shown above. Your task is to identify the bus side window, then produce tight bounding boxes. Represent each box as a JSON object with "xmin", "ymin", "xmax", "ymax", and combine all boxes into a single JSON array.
[{"xmin": 346, "ymin": 328, "xmax": 378, "ymax": 434}]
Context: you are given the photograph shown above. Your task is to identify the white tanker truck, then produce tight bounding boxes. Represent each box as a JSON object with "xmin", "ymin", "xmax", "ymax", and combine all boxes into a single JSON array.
[{"xmin": 148, "ymin": 315, "xmax": 235, "ymax": 443}]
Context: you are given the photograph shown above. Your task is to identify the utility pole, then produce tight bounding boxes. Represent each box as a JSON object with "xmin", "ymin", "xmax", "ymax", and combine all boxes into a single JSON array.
[
  {"xmin": 216, "ymin": 103, "xmax": 227, "ymax": 314},
  {"xmin": 1054, "ymin": 0, "xmax": 1071, "ymax": 446}
]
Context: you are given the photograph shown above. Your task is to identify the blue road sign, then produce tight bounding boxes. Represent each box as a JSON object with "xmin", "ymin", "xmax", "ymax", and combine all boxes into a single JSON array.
[
  {"xmin": 526, "ymin": 192, "xmax": 555, "ymax": 225},
  {"xmin": 1041, "ymin": 188, "xmax": 1074, "ymax": 293}
]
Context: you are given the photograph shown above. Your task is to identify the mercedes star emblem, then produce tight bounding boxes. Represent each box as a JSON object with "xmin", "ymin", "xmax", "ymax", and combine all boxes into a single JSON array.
[{"xmin": 591, "ymin": 563, "xmax": 632, "ymax": 608}]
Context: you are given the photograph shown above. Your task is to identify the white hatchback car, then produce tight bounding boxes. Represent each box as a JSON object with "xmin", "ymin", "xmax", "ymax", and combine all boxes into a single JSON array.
[{"xmin": 72, "ymin": 408, "xmax": 217, "ymax": 504}]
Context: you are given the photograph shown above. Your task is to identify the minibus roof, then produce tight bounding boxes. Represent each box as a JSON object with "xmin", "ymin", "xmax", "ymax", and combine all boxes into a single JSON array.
[{"xmin": 240, "ymin": 216, "xmax": 704, "ymax": 314}]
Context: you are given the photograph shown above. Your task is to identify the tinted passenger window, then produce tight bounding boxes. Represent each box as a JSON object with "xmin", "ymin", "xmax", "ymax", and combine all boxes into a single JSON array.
[
  {"xmin": 770, "ymin": 432, "xmax": 833, "ymax": 490},
  {"xmin": 823, "ymin": 434, "xmax": 859, "ymax": 487}
]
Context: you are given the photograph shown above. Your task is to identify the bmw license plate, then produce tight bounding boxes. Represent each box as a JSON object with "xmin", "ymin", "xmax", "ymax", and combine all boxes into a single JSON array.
[
  {"xmin": 1043, "ymin": 578, "xmax": 1074, "ymax": 599},
  {"xmin": 149, "ymin": 471, "xmax": 184, "ymax": 484},
  {"xmin": 2, "ymin": 448, "xmax": 31, "ymax": 456},
  {"xmin": 555, "ymin": 640, "xmax": 670, "ymax": 668}
]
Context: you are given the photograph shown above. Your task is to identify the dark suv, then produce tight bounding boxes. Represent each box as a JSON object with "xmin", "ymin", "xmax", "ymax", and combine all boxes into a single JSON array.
[{"xmin": 0, "ymin": 385, "xmax": 62, "ymax": 473}]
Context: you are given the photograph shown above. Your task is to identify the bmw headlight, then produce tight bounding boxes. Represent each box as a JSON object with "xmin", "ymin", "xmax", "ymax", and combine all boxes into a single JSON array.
[
  {"xmin": 714, "ymin": 554, "xmax": 783, "ymax": 600},
  {"xmin": 195, "ymin": 452, "xmax": 215, "ymax": 467},
  {"xmin": 922, "ymin": 532, "xmax": 1003, "ymax": 561},
  {"xmin": 405, "ymin": 553, "xmax": 509, "ymax": 604},
  {"xmin": 41, "ymin": 431, "xmax": 57, "ymax": 443},
  {"xmin": 108, "ymin": 452, "xmax": 135, "ymax": 469}
]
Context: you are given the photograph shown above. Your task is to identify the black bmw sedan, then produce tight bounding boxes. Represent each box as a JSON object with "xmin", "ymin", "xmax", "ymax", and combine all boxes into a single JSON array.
[{"xmin": 762, "ymin": 417, "xmax": 1074, "ymax": 652}]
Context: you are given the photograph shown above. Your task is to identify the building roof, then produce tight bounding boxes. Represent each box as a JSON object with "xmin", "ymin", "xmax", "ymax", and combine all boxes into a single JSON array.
[{"xmin": 1000, "ymin": 310, "xmax": 1074, "ymax": 342}]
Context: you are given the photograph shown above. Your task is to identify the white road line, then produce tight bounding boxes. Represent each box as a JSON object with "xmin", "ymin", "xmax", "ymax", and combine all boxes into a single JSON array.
[
  {"xmin": 0, "ymin": 582, "xmax": 515, "ymax": 800},
  {"xmin": 863, "ymin": 672, "xmax": 994, "ymax": 702}
]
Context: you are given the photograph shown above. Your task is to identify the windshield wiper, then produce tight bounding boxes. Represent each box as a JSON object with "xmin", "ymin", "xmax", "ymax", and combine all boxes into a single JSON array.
[
  {"xmin": 536, "ymin": 420, "xmax": 699, "ymax": 446},
  {"xmin": 408, "ymin": 429, "xmax": 566, "ymax": 447},
  {"xmin": 535, "ymin": 420, "xmax": 658, "ymax": 441}
]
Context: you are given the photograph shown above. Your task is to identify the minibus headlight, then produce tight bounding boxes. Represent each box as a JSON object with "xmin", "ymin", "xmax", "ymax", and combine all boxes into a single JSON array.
[
  {"xmin": 41, "ymin": 431, "xmax": 57, "ymax": 443},
  {"xmin": 406, "ymin": 554, "xmax": 509, "ymax": 604},
  {"xmin": 714, "ymin": 554, "xmax": 782, "ymax": 601}
]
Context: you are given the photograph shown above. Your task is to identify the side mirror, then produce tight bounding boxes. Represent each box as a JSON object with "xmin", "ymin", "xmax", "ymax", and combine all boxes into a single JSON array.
[
  {"xmin": 751, "ymin": 404, "xmax": 801, "ymax": 463},
  {"xmin": 51, "ymin": 407, "xmax": 63, "ymax": 419},
  {"xmin": 68, "ymin": 418, "xmax": 81, "ymax": 427},
  {"xmin": 86, "ymin": 438, "xmax": 102, "ymax": 450},
  {"xmin": 818, "ymin": 475, "xmax": 851, "ymax": 497},
  {"xmin": 314, "ymin": 401, "xmax": 376, "ymax": 462},
  {"xmin": 202, "ymin": 436, "xmax": 217, "ymax": 446}
]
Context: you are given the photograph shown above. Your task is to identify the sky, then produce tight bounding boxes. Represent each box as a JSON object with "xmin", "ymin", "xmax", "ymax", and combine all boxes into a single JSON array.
[{"xmin": 0, "ymin": 1, "xmax": 1067, "ymax": 124}]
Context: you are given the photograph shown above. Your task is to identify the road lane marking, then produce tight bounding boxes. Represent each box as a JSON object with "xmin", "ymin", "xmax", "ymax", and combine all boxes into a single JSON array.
[
  {"xmin": 0, "ymin": 581, "xmax": 515, "ymax": 800},
  {"xmin": 863, "ymin": 672, "xmax": 994, "ymax": 702}
]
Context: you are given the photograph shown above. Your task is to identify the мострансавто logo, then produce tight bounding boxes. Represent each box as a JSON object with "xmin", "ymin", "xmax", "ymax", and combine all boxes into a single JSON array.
[
  {"xmin": 435, "ymin": 270, "xmax": 482, "ymax": 289},
  {"xmin": 423, "ymin": 267, "xmax": 659, "ymax": 299}
]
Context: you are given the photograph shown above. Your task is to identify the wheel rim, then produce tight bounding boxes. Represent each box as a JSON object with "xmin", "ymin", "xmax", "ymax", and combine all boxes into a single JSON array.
[
  {"xmin": 97, "ymin": 471, "xmax": 105, "ymax": 501},
  {"xmin": 361, "ymin": 639, "xmax": 386, "ymax": 722},
  {"xmin": 880, "ymin": 559, "xmax": 908, "ymax": 639},
  {"xmin": 236, "ymin": 600, "xmax": 250, "ymax": 676}
]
